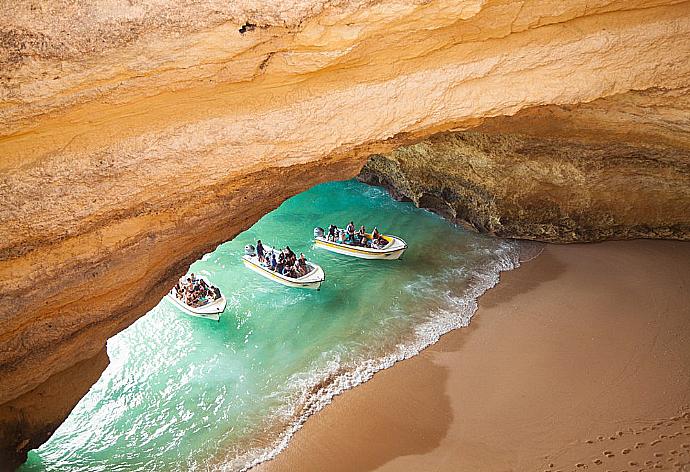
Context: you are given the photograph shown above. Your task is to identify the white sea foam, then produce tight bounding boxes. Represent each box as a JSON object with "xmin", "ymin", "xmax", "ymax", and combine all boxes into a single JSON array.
[{"xmin": 212, "ymin": 240, "xmax": 522, "ymax": 472}]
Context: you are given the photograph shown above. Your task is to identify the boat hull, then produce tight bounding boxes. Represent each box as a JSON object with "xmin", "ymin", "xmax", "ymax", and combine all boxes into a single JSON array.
[
  {"xmin": 242, "ymin": 256, "xmax": 324, "ymax": 290},
  {"xmin": 166, "ymin": 292, "xmax": 226, "ymax": 321},
  {"xmin": 313, "ymin": 235, "xmax": 407, "ymax": 260}
]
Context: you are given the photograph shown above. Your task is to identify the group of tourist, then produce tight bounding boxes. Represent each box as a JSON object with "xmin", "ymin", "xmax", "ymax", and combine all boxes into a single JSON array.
[
  {"xmin": 174, "ymin": 273, "xmax": 222, "ymax": 308},
  {"xmin": 255, "ymin": 240, "xmax": 311, "ymax": 279},
  {"xmin": 326, "ymin": 221, "xmax": 389, "ymax": 248}
]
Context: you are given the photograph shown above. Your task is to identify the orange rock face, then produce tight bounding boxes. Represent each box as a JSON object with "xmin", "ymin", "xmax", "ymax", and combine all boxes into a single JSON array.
[{"xmin": 1, "ymin": 0, "xmax": 689, "ymax": 467}]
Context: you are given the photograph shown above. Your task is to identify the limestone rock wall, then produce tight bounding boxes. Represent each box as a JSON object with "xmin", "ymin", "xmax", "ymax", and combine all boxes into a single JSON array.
[
  {"xmin": 1, "ymin": 0, "xmax": 690, "ymax": 466},
  {"xmin": 359, "ymin": 88, "xmax": 690, "ymax": 242}
]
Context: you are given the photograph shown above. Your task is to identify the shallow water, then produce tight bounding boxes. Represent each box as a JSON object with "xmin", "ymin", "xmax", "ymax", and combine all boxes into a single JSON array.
[{"xmin": 21, "ymin": 180, "xmax": 519, "ymax": 472}]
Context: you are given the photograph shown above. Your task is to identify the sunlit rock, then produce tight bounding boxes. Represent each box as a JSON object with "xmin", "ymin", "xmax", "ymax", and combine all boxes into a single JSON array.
[{"xmin": 1, "ymin": 0, "xmax": 689, "ymax": 466}]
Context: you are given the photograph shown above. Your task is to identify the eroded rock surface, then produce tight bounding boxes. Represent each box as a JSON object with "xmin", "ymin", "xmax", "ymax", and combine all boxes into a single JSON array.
[
  {"xmin": 1, "ymin": 0, "xmax": 690, "ymax": 467},
  {"xmin": 360, "ymin": 88, "xmax": 690, "ymax": 242}
]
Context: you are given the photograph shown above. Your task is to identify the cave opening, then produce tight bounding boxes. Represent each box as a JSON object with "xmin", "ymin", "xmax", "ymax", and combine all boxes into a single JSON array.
[{"xmin": 18, "ymin": 178, "xmax": 520, "ymax": 471}]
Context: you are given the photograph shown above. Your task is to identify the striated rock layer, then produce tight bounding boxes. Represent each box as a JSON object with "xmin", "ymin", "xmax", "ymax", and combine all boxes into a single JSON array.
[
  {"xmin": 1, "ymin": 0, "xmax": 690, "ymax": 467},
  {"xmin": 360, "ymin": 88, "xmax": 690, "ymax": 242}
]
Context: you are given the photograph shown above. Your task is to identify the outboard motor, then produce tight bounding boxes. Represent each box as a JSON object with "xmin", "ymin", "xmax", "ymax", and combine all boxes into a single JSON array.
[
  {"xmin": 244, "ymin": 244, "xmax": 256, "ymax": 256},
  {"xmin": 314, "ymin": 227, "xmax": 324, "ymax": 238}
]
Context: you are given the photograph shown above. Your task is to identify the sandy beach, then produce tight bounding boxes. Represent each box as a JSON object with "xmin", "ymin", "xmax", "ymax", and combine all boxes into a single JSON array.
[{"xmin": 256, "ymin": 240, "xmax": 690, "ymax": 472}]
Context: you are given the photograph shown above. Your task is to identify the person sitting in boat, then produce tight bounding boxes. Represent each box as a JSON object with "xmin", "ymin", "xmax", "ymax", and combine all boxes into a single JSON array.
[
  {"xmin": 295, "ymin": 253, "xmax": 309, "ymax": 277},
  {"xmin": 355, "ymin": 225, "xmax": 367, "ymax": 245},
  {"xmin": 346, "ymin": 221, "xmax": 355, "ymax": 239},
  {"xmin": 371, "ymin": 227, "xmax": 380, "ymax": 240},
  {"xmin": 285, "ymin": 246, "xmax": 296, "ymax": 266},
  {"xmin": 343, "ymin": 228, "xmax": 356, "ymax": 244},
  {"xmin": 176, "ymin": 274, "xmax": 220, "ymax": 307},
  {"xmin": 256, "ymin": 240, "xmax": 265, "ymax": 262},
  {"xmin": 371, "ymin": 233, "xmax": 388, "ymax": 249},
  {"xmin": 276, "ymin": 252, "xmax": 286, "ymax": 274},
  {"xmin": 269, "ymin": 251, "xmax": 277, "ymax": 271}
]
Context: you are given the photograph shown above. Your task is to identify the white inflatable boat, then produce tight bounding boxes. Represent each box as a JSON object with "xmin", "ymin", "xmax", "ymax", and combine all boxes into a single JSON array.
[
  {"xmin": 166, "ymin": 275, "xmax": 227, "ymax": 321},
  {"xmin": 242, "ymin": 245, "xmax": 325, "ymax": 290},
  {"xmin": 313, "ymin": 227, "xmax": 407, "ymax": 260}
]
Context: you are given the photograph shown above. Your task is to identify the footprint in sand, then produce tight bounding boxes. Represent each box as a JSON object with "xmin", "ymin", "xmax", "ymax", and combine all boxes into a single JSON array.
[
  {"xmin": 585, "ymin": 439, "xmax": 594, "ymax": 444},
  {"xmin": 682, "ymin": 444, "xmax": 690, "ymax": 448},
  {"xmin": 593, "ymin": 458, "xmax": 602, "ymax": 465},
  {"xmin": 635, "ymin": 442, "xmax": 645, "ymax": 449},
  {"xmin": 651, "ymin": 439, "xmax": 661, "ymax": 446},
  {"xmin": 575, "ymin": 462, "xmax": 585, "ymax": 468},
  {"xmin": 622, "ymin": 448, "xmax": 631, "ymax": 454},
  {"xmin": 654, "ymin": 452, "xmax": 663, "ymax": 457}
]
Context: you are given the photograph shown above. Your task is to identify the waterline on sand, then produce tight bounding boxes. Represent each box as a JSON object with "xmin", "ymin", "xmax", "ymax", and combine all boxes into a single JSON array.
[{"xmin": 227, "ymin": 241, "xmax": 520, "ymax": 472}]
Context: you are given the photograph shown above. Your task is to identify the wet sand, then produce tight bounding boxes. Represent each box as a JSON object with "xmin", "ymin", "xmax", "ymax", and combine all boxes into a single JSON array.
[{"xmin": 255, "ymin": 240, "xmax": 690, "ymax": 472}]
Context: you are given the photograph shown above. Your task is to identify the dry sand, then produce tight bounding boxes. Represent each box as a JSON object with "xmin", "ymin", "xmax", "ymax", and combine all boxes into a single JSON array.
[{"xmin": 255, "ymin": 240, "xmax": 690, "ymax": 472}]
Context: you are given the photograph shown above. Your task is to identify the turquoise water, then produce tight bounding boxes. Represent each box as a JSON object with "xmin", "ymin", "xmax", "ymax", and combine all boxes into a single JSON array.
[{"xmin": 21, "ymin": 180, "xmax": 519, "ymax": 472}]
